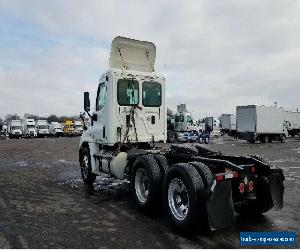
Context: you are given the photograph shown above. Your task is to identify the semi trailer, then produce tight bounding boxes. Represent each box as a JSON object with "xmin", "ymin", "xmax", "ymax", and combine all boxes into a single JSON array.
[
  {"xmin": 79, "ymin": 36, "xmax": 284, "ymax": 231},
  {"xmin": 236, "ymin": 105, "xmax": 288, "ymax": 143},
  {"xmin": 220, "ymin": 114, "xmax": 236, "ymax": 137}
]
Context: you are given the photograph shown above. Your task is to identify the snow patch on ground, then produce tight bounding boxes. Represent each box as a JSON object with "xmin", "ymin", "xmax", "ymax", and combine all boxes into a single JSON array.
[
  {"xmin": 291, "ymin": 148, "xmax": 300, "ymax": 154},
  {"xmin": 14, "ymin": 161, "xmax": 28, "ymax": 167}
]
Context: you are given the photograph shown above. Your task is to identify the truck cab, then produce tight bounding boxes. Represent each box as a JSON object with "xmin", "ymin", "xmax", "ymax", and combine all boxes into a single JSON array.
[
  {"xmin": 49, "ymin": 122, "xmax": 64, "ymax": 137},
  {"xmin": 74, "ymin": 120, "xmax": 84, "ymax": 136},
  {"xmin": 64, "ymin": 120, "xmax": 75, "ymax": 137},
  {"xmin": 36, "ymin": 120, "xmax": 50, "ymax": 138},
  {"xmin": 173, "ymin": 112, "xmax": 198, "ymax": 132},
  {"xmin": 8, "ymin": 120, "xmax": 23, "ymax": 139},
  {"xmin": 81, "ymin": 37, "xmax": 166, "ymax": 146},
  {"xmin": 24, "ymin": 119, "xmax": 37, "ymax": 138}
]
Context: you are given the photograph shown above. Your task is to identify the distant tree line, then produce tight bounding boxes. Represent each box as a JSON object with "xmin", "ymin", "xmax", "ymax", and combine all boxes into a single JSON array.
[{"xmin": 0, "ymin": 113, "xmax": 79, "ymax": 124}]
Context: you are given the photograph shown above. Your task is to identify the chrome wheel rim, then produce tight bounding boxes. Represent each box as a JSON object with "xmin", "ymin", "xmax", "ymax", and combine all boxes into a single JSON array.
[
  {"xmin": 168, "ymin": 178, "xmax": 189, "ymax": 221},
  {"xmin": 82, "ymin": 155, "xmax": 89, "ymax": 179},
  {"xmin": 135, "ymin": 168, "xmax": 149, "ymax": 204}
]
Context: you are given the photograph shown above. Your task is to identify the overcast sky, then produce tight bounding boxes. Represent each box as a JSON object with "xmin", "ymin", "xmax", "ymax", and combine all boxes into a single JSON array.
[{"xmin": 0, "ymin": 0, "xmax": 300, "ymax": 119}]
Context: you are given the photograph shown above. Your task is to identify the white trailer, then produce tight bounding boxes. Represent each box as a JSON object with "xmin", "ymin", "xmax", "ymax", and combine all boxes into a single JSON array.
[
  {"xmin": 8, "ymin": 120, "xmax": 23, "ymax": 139},
  {"xmin": 36, "ymin": 120, "xmax": 50, "ymax": 138},
  {"xmin": 236, "ymin": 105, "xmax": 288, "ymax": 143},
  {"xmin": 221, "ymin": 114, "xmax": 236, "ymax": 136},
  {"xmin": 23, "ymin": 119, "xmax": 37, "ymax": 138},
  {"xmin": 49, "ymin": 122, "xmax": 64, "ymax": 137}
]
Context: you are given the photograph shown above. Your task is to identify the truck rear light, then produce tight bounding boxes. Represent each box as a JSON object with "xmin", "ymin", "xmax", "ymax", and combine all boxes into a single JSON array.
[
  {"xmin": 233, "ymin": 171, "xmax": 239, "ymax": 178},
  {"xmin": 239, "ymin": 183, "xmax": 245, "ymax": 193},
  {"xmin": 251, "ymin": 166, "xmax": 256, "ymax": 173},
  {"xmin": 248, "ymin": 181, "xmax": 254, "ymax": 191},
  {"xmin": 216, "ymin": 171, "xmax": 237, "ymax": 182},
  {"xmin": 215, "ymin": 174, "xmax": 224, "ymax": 182}
]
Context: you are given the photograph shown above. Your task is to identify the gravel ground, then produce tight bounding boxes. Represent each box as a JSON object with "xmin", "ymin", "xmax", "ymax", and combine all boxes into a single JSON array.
[{"xmin": 0, "ymin": 136, "xmax": 299, "ymax": 248}]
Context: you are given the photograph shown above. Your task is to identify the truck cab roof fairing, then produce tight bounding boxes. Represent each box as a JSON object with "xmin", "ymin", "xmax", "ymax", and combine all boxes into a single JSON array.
[{"xmin": 109, "ymin": 36, "xmax": 156, "ymax": 73}]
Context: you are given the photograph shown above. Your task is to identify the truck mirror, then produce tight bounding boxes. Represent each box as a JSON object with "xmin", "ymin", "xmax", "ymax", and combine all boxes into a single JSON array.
[{"xmin": 84, "ymin": 92, "xmax": 90, "ymax": 112}]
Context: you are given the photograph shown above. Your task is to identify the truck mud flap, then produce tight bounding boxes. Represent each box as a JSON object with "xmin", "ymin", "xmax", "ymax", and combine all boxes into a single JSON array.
[
  {"xmin": 206, "ymin": 180, "xmax": 235, "ymax": 230},
  {"xmin": 270, "ymin": 170, "xmax": 285, "ymax": 210}
]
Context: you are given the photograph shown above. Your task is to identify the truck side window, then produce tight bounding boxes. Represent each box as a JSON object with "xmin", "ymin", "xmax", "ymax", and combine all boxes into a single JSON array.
[
  {"xmin": 96, "ymin": 83, "xmax": 107, "ymax": 111},
  {"xmin": 117, "ymin": 79, "xmax": 139, "ymax": 106}
]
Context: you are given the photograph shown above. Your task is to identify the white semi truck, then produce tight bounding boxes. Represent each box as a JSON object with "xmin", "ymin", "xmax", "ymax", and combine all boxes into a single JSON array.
[
  {"xmin": 167, "ymin": 104, "xmax": 206, "ymax": 143},
  {"xmin": 23, "ymin": 119, "xmax": 37, "ymax": 138},
  {"xmin": 8, "ymin": 120, "xmax": 23, "ymax": 139},
  {"xmin": 283, "ymin": 110, "xmax": 300, "ymax": 138},
  {"xmin": 79, "ymin": 36, "xmax": 284, "ymax": 231},
  {"xmin": 220, "ymin": 114, "xmax": 236, "ymax": 136},
  {"xmin": 36, "ymin": 120, "xmax": 50, "ymax": 138},
  {"xmin": 49, "ymin": 122, "xmax": 64, "ymax": 137},
  {"xmin": 0, "ymin": 124, "xmax": 8, "ymax": 139},
  {"xmin": 74, "ymin": 120, "xmax": 84, "ymax": 136},
  {"xmin": 236, "ymin": 105, "xmax": 288, "ymax": 143}
]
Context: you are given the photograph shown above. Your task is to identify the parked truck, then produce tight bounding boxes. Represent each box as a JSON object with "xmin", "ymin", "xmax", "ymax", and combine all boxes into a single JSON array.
[
  {"xmin": 236, "ymin": 105, "xmax": 288, "ymax": 143},
  {"xmin": 49, "ymin": 122, "xmax": 64, "ymax": 137},
  {"xmin": 283, "ymin": 110, "xmax": 300, "ymax": 138},
  {"xmin": 74, "ymin": 120, "xmax": 84, "ymax": 136},
  {"xmin": 0, "ymin": 124, "xmax": 8, "ymax": 139},
  {"xmin": 23, "ymin": 119, "xmax": 37, "ymax": 138},
  {"xmin": 79, "ymin": 36, "xmax": 284, "ymax": 231},
  {"xmin": 36, "ymin": 120, "xmax": 50, "ymax": 138},
  {"xmin": 64, "ymin": 120, "xmax": 75, "ymax": 137},
  {"xmin": 220, "ymin": 114, "xmax": 236, "ymax": 137},
  {"xmin": 167, "ymin": 104, "xmax": 208, "ymax": 143},
  {"xmin": 8, "ymin": 120, "xmax": 23, "ymax": 139}
]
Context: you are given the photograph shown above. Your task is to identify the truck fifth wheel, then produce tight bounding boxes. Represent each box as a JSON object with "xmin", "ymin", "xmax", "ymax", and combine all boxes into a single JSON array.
[{"xmin": 79, "ymin": 36, "xmax": 285, "ymax": 231}]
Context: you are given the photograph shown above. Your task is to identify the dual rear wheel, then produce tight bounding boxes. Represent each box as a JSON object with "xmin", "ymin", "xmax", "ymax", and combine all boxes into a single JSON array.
[
  {"xmin": 80, "ymin": 147, "xmax": 212, "ymax": 231},
  {"xmin": 132, "ymin": 156, "xmax": 213, "ymax": 231}
]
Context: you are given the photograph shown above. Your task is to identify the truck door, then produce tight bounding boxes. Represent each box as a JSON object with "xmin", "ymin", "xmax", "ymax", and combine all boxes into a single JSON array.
[{"xmin": 93, "ymin": 82, "xmax": 107, "ymax": 143}]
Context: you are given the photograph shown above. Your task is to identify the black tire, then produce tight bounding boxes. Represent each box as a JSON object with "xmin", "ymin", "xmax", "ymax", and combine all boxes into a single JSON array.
[
  {"xmin": 163, "ymin": 163, "xmax": 207, "ymax": 231},
  {"xmin": 235, "ymin": 176, "xmax": 273, "ymax": 215},
  {"xmin": 268, "ymin": 136, "xmax": 273, "ymax": 143},
  {"xmin": 280, "ymin": 134, "xmax": 285, "ymax": 143},
  {"xmin": 198, "ymin": 136, "xmax": 204, "ymax": 144},
  {"xmin": 188, "ymin": 161, "xmax": 214, "ymax": 198},
  {"xmin": 153, "ymin": 154, "xmax": 168, "ymax": 176},
  {"xmin": 131, "ymin": 155, "xmax": 162, "ymax": 214},
  {"xmin": 204, "ymin": 137, "xmax": 209, "ymax": 144},
  {"xmin": 168, "ymin": 130, "xmax": 177, "ymax": 143},
  {"xmin": 80, "ymin": 146, "xmax": 96, "ymax": 185}
]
